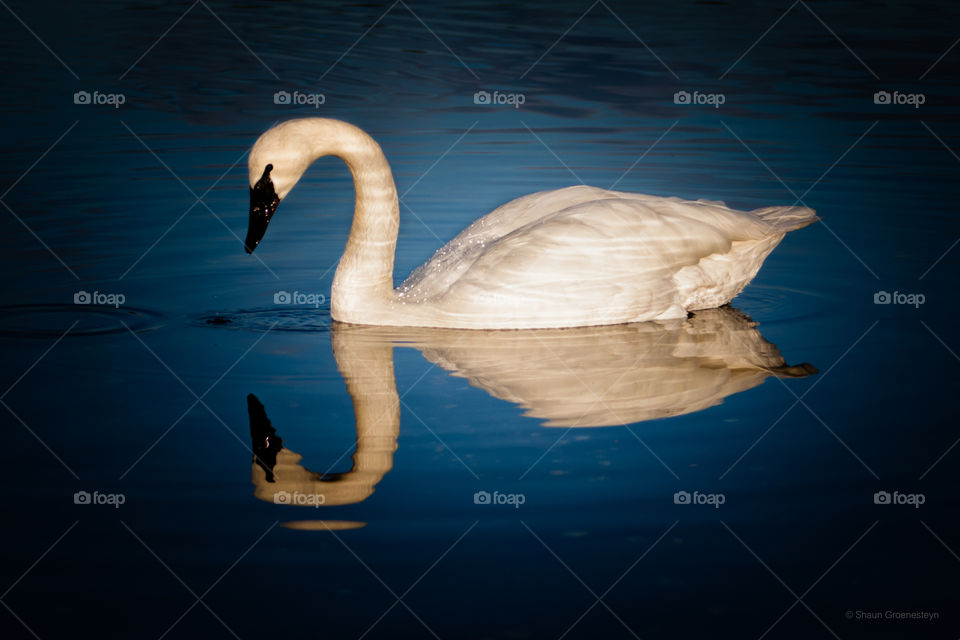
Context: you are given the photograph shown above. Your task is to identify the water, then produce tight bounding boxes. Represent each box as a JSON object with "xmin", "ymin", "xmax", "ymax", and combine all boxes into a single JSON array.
[{"xmin": 1, "ymin": 1, "xmax": 959, "ymax": 638}]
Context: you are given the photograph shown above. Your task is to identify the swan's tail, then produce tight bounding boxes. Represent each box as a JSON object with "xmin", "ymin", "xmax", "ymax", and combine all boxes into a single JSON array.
[
  {"xmin": 751, "ymin": 205, "xmax": 818, "ymax": 232},
  {"xmin": 769, "ymin": 362, "xmax": 819, "ymax": 378}
]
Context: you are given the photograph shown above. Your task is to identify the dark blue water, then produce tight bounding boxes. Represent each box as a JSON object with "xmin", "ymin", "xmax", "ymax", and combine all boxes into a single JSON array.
[{"xmin": 1, "ymin": 1, "xmax": 959, "ymax": 638}]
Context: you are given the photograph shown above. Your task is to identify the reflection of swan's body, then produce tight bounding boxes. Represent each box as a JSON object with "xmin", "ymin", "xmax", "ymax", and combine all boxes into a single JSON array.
[
  {"xmin": 333, "ymin": 307, "xmax": 816, "ymax": 427},
  {"xmin": 248, "ymin": 307, "xmax": 814, "ymax": 508},
  {"xmin": 244, "ymin": 118, "xmax": 818, "ymax": 329}
]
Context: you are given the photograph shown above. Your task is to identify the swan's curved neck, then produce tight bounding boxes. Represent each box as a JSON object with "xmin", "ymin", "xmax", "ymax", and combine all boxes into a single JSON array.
[{"xmin": 304, "ymin": 120, "xmax": 399, "ymax": 321}]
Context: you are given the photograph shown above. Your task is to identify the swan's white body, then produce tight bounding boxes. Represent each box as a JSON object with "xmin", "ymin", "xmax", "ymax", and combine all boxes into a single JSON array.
[{"xmin": 247, "ymin": 119, "xmax": 817, "ymax": 329}]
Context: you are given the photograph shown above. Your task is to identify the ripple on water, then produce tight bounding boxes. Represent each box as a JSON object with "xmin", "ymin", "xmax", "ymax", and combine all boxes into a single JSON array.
[
  {"xmin": 0, "ymin": 304, "xmax": 164, "ymax": 338},
  {"xmin": 190, "ymin": 287, "xmax": 822, "ymax": 333},
  {"xmin": 732, "ymin": 284, "xmax": 830, "ymax": 325},
  {"xmin": 190, "ymin": 307, "xmax": 332, "ymax": 333}
]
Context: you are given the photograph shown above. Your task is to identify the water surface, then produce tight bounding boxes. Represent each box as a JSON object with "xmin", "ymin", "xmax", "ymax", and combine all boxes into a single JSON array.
[{"xmin": 1, "ymin": 1, "xmax": 958, "ymax": 638}]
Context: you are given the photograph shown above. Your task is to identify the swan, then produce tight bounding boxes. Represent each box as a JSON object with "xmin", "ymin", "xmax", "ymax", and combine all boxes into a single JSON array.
[{"xmin": 245, "ymin": 118, "xmax": 817, "ymax": 329}]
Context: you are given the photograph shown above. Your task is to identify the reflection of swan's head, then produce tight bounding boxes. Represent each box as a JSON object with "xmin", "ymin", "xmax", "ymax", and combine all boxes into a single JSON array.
[
  {"xmin": 247, "ymin": 330, "xmax": 401, "ymax": 509},
  {"xmin": 247, "ymin": 394, "xmax": 284, "ymax": 482}
]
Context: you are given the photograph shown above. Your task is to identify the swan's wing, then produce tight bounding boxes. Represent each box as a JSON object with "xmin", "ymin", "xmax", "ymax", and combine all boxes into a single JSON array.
[
  {"xmin": 398, "ymin": 186, "xmax": 779, "ymax": 302},
  {"xmin": 398, "ymin": 186, "xmax": 611, "ymax": 298},
  {"xmin": 421, "ymin": 197, "xmax": 761, "ymax": 326}
]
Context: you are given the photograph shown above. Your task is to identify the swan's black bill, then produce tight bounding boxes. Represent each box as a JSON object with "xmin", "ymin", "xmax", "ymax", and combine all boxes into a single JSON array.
[{"xmin": 245, "ymin": 163, "xmax": 280, "ymax": 253}]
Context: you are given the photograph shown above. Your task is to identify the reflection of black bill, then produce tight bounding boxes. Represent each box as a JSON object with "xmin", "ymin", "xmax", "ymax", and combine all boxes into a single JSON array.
[
  {"xmin": 247, "ymin": 393, "xmax": 283, "ymax": 481},
  {"xmin": 245, "ymin": 164, "xmax": 280, "ymax": 253}
]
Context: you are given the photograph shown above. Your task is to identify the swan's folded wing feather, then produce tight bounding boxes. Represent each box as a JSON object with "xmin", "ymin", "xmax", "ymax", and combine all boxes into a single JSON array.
[
  {"xmin": 628, "ymin": 197, "xmax": 778, "ymax": 242},
  {"xmin": 398, "ymin": 187, "xmax": 779, "ymax": 300},
  {"xmin": 398, "ymin": 185, "xmax": 612, "ymax": 298},
  {"xmin": 432, "ymin": 198, "xmax": 736, "ymax": 323}
]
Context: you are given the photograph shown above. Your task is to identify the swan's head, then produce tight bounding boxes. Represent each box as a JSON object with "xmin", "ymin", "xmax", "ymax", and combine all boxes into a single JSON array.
[{"xmin": 245, "ymin": 123, "xmax": 315, "ymax": 253}]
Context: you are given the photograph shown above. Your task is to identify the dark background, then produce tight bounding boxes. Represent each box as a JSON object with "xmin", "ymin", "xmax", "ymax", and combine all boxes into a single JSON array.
[{"xmin": 1, "ymin": 1, "xmax": 958, "ymax": 638}]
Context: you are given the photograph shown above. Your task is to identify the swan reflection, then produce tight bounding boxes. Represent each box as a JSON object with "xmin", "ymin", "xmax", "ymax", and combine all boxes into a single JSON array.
[{"xmin": 249, "ymin": 307, "xmax": 815, "ymax": 507}]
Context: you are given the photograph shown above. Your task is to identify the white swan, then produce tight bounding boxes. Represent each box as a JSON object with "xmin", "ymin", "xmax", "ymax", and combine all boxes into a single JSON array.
[{"xmin": 245, "ymin": 118, "xmax": 817, "ymax": 329}]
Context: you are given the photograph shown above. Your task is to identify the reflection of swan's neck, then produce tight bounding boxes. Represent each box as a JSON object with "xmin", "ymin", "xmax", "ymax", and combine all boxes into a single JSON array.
[
  {"xmin": 308, "ymin": 120, "xmax": 398, "ymax": 321},
  {"xmin": 247, "ymin": 327, "xmax": 400, "ymax": 506},
  {"xmin": 331, "ymin": 326, "xmax": 401, "ymax": 477}
]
